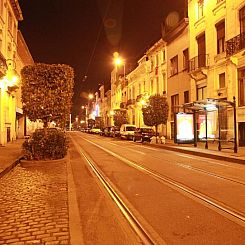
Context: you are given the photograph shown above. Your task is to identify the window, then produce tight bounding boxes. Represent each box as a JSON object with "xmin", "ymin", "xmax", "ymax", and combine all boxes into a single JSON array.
[
  {"xmin": 184, "ymin": 91, "xmax": 189, "ymax": 103},
  {"xmin": 183, "ymin": 48, "xmax": 189, "ymax": 71},
  {"xmin": 170, "ymin": 55, "xmax": 178, "ymax": 76},
  {"xmin": 150, "ymin": 80, "xmax": 154, "ymax": 94},
  {"xmin": 143, "ymin": 81, "xmax": 146, "ymax": 92},
  {"xmin": 0, "ymin": 0, "xmax": 3, "ymax": 18},
  {"xmin": 8, "ymin": 11, "xmax": 13, "ymax": 32},
  {"xmin": 150, "ymin": 59, "xmax": 154, "ymax": 72},
  {"xmin": 198, "ymin": 0, "xmax": 204, "ymax": 19},
  {"xmin": 197, "ymin": 85, "xmax": 207, "ymax": 100},
  {"xmin": 162, "ymin": 73, "xmax": 166, "ymax": 92},
  {"xmin": 132, "ymin": 86, "xmax": 135, "ymax": 99},
  {"xmin": 156, "ymin": 77, "xmax": 159, "ymax": 94},
  {"xmin": 197, "ymin": 34, "xmax": 206, "ymax": 67},
  {"xmin": 139, "ymin": 83, "xmax": 141, "ymax": 94},
  {"xmin": 240, "ymin": 6, "xmax": 245, "ymax": 34},
  {"xmin": 219, "ymin": 73, "xmax": 225, "ymax": 88},
  {"xmin": 162, "ymin": 50, "xmax": 166, "ymax": 63},
  {"xmin": 156, "ymin": 53, "xmax": 159, "ymax": 66},
  {"xmin": 171, "ymin": 94, "xmax": 179, "ymax": 120},
  {"xmin": 238, "ymin": 68, "xmax": 245, "ymax": 106},
  {"xmin": 216, "ymin": 21, "xmax": 225, "ymax": 54}
]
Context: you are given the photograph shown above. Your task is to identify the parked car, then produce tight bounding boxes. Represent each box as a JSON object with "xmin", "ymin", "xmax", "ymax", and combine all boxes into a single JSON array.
[
  {"xmin": 99, "ymin": 128, "xmax": 105, "ymax": 136},
  {"xmin": 90, "ymin": 127, "xmax": 101, "ymax": 134},
  {"xmin": 103, "ymin": 127, "xmax": 111, "ymax": 137},
  {"xmin": 110, "ymin": 126, "xmax": 120, "ymax": 138},
  {"xmin": 133, "ymin": 127, "xmax": 155, "ymax": 142},
  {"xmin": 120, "ymin": 124, "xmax": 137, "ymax": 140}
]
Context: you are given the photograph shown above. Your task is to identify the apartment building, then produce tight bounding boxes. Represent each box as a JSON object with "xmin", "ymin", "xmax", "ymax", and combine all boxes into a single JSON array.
[
  {"xmin": 162, "ymin": 18, "xmax": 190, "ymax": 139},
  {"xmin": 188, "ymin": 0, "xmax": 245, "ymax": 146},
  {"xmin": 126, "ymin": 55, "xmax": 148, "ymax": 126}
]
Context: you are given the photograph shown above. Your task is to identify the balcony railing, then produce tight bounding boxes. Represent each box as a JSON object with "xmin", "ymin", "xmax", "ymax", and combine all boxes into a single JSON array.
[
  {"xmin": 126, "ymin": 99, "xmax": 135, "ymax": 107},
  {"xmin": 189, "ymin": 54, "xmax": 209, "ymax": 72},
  {"xmin": 226, "ymin": 32, "xmax": 245, "ymax": 56}
]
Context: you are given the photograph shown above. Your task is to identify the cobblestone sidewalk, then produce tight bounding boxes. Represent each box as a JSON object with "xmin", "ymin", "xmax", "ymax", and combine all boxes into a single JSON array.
[{"xmin": 0, "ymin": 160, "xmax": 70, "ymax": 245}]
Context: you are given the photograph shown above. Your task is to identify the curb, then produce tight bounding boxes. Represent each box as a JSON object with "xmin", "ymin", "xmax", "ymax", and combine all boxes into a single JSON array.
[
  {"xmin": 0, "ymin": 156, "xmax": 23, "ymax": 179},
  {"xmin": 146, "ymin": 144, "xmax": 245, "ymax": 165},
  {"xmin": 67, "ymin": 151, "xmax": 84, "ymax": 245}
]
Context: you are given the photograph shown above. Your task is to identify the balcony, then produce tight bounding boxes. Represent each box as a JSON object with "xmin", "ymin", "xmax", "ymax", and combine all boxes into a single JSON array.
[
  {"xmin": 120, "ymin": 102, "xmax": 127, "ymax": 109},
  {"xmin": 126, "ymin": 99, "xmax": 135, "ymax": 107},
  {"xmin": 188, "ymin": 54, "xmax": 209, "ymax": 81},
  {"xmin": 189, "ymin": 54, "xmax": 209, "ymax": 72},
  {"xmin": 226, "ymin": 32, "xmax": 245, "ymax": 57}
]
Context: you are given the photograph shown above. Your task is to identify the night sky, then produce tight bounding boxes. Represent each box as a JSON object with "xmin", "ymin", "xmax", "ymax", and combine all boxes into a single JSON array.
[{"xmin": 18, "ymin": 0, "xmax": 184, "ymax": 115}]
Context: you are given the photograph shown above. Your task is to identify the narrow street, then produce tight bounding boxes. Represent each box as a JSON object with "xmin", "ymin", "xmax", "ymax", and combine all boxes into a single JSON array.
[{"xmin": 69, "ymin": 131, "xmax": 245, "ymax": 244}]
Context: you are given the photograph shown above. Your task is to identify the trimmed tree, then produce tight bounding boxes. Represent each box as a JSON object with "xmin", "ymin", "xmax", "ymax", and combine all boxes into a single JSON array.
[
  {"xmin": 113, "ymin": 109, "xmax": 128, "ymax": 127},
  {"xmin": 21, "ymin": 63, "xmax": 74, "ymax": 132},
  {"xmin": 142, "ymin": 95, "xmax": 169, "ymax": 142}
]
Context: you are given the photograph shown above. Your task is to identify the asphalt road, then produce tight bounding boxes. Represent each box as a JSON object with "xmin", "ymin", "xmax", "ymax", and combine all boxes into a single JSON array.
[{"xmin": 69, "ymin": 131, "xmax": 245, "ymax": 245}]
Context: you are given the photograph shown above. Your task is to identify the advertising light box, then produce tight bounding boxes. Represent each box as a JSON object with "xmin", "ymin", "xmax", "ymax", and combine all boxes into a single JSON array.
[
  {"xmin": 198, "ymin": 113, "xmax": 216, "ymax": 140},
  {"xmin": 176, "ymin": 113, "xmax": 194, "ymax": 143}
]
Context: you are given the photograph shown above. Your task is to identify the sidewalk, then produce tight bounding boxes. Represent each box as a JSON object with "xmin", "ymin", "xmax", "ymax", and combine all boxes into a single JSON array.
[
  {"xmin": 0, "ymin": 139, "xmax": 24, "ymax": 178},
  {"xmin": 150, "ymin": 139, "xmax": 245, "ymax": 164}
]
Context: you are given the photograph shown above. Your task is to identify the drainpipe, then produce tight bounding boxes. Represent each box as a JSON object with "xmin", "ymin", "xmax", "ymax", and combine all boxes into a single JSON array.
[{"xmin": 233, "ymin": 96, "xmax": 238, "ymax": 153}]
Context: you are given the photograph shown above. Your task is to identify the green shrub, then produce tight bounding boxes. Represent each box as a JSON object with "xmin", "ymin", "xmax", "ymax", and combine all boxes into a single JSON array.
[{"xmin": 22, "ymin": 129, "xmax": 69, "ymax": 160}]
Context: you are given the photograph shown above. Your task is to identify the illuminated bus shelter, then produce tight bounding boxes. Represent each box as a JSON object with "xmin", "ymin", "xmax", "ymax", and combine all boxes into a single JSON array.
[{"xmin": 174, "ymin": 97, "xmax": 238, "ymax": 153}]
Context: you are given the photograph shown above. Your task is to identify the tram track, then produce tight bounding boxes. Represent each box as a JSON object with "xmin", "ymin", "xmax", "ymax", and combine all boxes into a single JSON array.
[
  {"xmin": 70, "ymin": 136, "xmax": 162, "ymax": 245},
  {"xmin": 110, "ymin": 140, "xmax": 245, "ymax": 185},
  {"xmin": 78, "ymin": 135, "xmax": 245, "ymax": 225}
]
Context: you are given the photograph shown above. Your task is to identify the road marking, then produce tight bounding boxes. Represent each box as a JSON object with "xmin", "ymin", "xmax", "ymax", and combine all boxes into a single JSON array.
[
  {"xmin": 108, "ymin": 142, "xmax": 146, "ymax": 155},
  {"xmin": 79, "ymin": 136, "xmax": 245, "ymax": 224}
]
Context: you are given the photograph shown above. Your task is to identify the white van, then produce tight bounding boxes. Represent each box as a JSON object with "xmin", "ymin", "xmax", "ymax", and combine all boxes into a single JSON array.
[{"xmin": 120, "ymin": 124, "xmax": 137, "ymax": 140}]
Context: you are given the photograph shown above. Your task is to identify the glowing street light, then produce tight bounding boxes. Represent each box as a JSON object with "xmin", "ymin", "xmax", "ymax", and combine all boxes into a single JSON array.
[
  {"xmin": 88, "ymin": 93, "xmax": 94, "ymax": 99},
  {"xmin": 113, "ymin": 52, "xmax": 126, "ymax": 81}
]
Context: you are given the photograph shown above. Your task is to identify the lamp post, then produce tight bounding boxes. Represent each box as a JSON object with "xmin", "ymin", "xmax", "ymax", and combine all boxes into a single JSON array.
[{"xmin": 86, "ymin": 93, "xmax": 94, "ymax": 128}]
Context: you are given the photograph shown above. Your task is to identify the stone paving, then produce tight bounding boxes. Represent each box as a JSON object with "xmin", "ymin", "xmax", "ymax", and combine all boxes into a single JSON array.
[{"xmin": 0, "ymin": 160, "xmax": 70, "ymax": 245}]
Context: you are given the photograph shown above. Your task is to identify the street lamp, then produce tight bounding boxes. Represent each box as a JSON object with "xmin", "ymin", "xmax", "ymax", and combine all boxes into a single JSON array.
[
  {"xmin": 6, "ymin": 59, "xmax": 19, "ymax": 91},
  {"xmin": 113, "ymin": 52, "xmax": 126, "ymax": 80}
]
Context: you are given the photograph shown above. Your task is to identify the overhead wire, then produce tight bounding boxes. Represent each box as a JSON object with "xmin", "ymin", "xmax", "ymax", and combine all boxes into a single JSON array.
[{"xmin": 83, "ymin": 0, "xmax": 112, "ymax": 82}]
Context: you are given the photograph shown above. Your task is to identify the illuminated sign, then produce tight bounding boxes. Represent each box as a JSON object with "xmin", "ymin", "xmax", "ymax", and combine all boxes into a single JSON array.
[
  {"xmin": 176, "ymin": 113, "xmax": 194, "ymax": 143},
  {"xmin": 198, "ymin": 113, "xmax": 216, "ymax": 140}
]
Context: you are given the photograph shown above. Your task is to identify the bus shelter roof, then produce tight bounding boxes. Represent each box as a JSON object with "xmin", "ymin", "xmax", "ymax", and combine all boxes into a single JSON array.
[{"xmin": 180, "ymin": 98, "xmax": 235, "ymax": 112}]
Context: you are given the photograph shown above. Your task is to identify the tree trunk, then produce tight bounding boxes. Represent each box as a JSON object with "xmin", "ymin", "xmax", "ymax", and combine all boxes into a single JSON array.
[
  {"xmin": 43, "ymin": 120, "xmax": 48, "ymax": 137},
  {"xmin": 155, "ymin": 124, "xmax": 158, "ymax": 144}
]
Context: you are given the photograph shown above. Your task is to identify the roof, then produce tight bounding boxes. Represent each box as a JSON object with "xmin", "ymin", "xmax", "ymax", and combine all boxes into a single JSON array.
[{"xmin": 180, "ymin": 98, "xmax": 235, "ymax": 112}]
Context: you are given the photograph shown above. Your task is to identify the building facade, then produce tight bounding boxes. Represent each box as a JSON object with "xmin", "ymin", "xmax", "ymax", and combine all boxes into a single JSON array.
[
  {"xmin": 0, "ymin": 0, "xmax": 23, "ymax": 145},
  {"xmin": 188, "ymin": 0, "xmax": 245, "ymax": 146},
  {"xmin": 162, "ymin": 18, "xmax": 190, "ymax": 139}
]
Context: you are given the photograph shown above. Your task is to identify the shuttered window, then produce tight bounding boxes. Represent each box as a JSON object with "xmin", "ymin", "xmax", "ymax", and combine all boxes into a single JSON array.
[{"xmin": 216, "ymin": 21, "xmax": 225, "ymax": 54}]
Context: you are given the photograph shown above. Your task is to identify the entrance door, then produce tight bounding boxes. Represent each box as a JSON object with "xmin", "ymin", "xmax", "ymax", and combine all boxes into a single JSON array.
[
  {"xmin": 7, "ymin": 127, "xmax": 11, "ymax": 142},
  {"xmin": 238, "ymin": 122, "xmax": 245, "ymax": 146}
]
